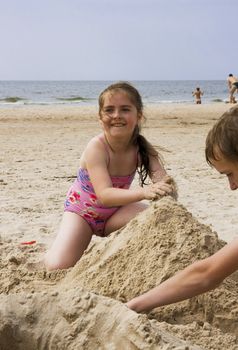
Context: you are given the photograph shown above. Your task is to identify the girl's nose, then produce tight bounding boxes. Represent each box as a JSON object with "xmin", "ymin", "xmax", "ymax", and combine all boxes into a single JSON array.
[{"xmin": 112, "ymin": 109, "xmax": 120, "ymax": 118}]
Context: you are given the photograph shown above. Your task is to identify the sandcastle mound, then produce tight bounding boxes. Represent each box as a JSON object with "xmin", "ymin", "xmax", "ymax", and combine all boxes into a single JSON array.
[
  {"xmin": 1, "ymin": 287, "xmax": 202, "ymax": 350},
  {"xmin": 63, "ymin": 197, "xmax": 224, "ymax": 299},
  {"xmin": 1, "ymin": 198, "xmax": 238, "ymax": 349},
  {"xmin": 61, "ymin": 197, "xmax": 238, "ymax": 348}
]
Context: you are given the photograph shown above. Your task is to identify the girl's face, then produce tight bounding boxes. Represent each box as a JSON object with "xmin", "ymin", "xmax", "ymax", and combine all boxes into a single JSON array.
[
  {"xmin": 99, "ymin": 92, "xmax": 141, "ymax": 138},
  {"xmin": 210, "ymin": 148, "xmax": 238, "ymax": 190}
]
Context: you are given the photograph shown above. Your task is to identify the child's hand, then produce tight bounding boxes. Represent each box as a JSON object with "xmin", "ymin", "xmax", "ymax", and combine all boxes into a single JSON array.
[
  {"xmin": 142, "ymin": 178, "xmax": 173, "ymax": 200},
  {"xmin": 142, "ymin": 175, "xmax": 178, "ymax": 201},
  {"xmin": 164, "ymin": 175, "xmax": 178, "ymax": 200}
]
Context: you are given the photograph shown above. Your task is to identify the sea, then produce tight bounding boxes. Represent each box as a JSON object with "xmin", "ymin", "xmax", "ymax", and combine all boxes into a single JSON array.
[{"xmin": 0, "ymin": 80, "xmax": 229, "ymax": 107}]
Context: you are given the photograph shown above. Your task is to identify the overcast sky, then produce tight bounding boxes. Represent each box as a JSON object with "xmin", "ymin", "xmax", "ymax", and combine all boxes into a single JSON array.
[{"xmin": 0, "ymin": 0, "xmax": 237, "ymax": 80}]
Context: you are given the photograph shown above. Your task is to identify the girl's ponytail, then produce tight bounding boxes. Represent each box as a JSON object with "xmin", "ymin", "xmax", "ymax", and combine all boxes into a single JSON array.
[{"xmin": 132, "ymin": 125, "xmax": 159, "ymax": 186}]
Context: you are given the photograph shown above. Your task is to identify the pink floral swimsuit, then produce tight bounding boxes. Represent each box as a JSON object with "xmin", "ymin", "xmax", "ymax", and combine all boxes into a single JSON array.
[{"xmin": 64, "ymin": 137, "xmax": 137, "ymax": 237}]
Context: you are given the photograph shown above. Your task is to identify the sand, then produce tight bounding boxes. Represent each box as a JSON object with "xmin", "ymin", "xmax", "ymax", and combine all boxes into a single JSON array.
[{"xmin": 1, "ymin": 103, "xmax": 238, "ymax": 349}]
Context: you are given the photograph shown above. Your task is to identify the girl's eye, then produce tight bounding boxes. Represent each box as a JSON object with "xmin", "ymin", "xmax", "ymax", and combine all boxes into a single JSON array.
[{"xmin": 104, "ymin": 108, "xmax": 113, "ymax": 114}]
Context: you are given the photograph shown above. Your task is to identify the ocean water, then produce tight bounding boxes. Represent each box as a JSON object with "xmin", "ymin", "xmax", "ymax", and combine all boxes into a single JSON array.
[{"xmin": 0, "ymin": 80, "xmax": 229, "ymax": 107}]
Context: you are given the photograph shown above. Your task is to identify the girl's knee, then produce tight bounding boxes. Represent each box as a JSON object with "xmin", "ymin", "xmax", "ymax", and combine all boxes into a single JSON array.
[
  {"xmin": 44, "ymin": 251, "xmax": 67, "ymax": 271},
  {"xmin": 43, "ymin": 252, "xmax": 55, "ymax": 271}
]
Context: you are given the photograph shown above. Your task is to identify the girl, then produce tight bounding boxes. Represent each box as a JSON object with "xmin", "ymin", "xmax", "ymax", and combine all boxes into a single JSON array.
[{"xmin": 44, "ymin": 82, "xmax": 175, "ymax": 270}]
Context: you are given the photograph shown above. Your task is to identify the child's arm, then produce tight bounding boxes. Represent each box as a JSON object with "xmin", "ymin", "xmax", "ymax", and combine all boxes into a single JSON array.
[
  {"xmin": 148, "ymin": 154, "xmax": 167, "ymax": 183},
  {"xmin": 126, "ymin": 239, "xmax": 238, "ymax": 312},
  {"xmin": 149, "ymin": 155, "xmax": 178, "ymax": 200},
  {"xmin": 84, "ymin": 140, "xmax": 172, "ymax": 207}
]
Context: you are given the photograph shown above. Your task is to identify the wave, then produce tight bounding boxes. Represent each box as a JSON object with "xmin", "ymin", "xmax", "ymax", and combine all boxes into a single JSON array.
[
  {"xmin": 22, "ymin": 99, "xmax": 97, "ymax": 106},
  {"xmin": 0, "ymin": 96, "xmax": 26, "ymax": 103},
  {"xmin": 0, "ymin": 96, "xmax": 228, "ymax": 107},
  {"xmin": 147, "ymin": 99, "xmax": 192, "ymax": 104},
  {"xmin": 211, "ymin": 98, "xmax": 224, "ymax": 103},
  {"xmin": 56, "ymin": 96, "xmax": 93, "ymax": 102}
]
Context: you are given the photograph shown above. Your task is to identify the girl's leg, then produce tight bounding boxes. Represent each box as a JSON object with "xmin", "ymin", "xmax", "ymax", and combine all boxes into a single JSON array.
[
  {"xmin": 44, "ymin": 212, "xmax": 93, "ymax": 270},
  {"xmin": 104, "ymin": 201, "xmax": 148, "ymax": 235}
]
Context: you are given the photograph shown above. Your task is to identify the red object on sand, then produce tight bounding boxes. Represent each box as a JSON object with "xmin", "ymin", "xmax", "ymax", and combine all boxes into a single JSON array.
[{"xmin": 20, "ymin": 240, "xmax": 36, "ymax": 245}]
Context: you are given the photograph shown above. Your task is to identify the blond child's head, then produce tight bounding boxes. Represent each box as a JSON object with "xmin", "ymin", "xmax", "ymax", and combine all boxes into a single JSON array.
[{"xmin": 205, "ymin": 106, "xmax": 238, "ymax": 164}]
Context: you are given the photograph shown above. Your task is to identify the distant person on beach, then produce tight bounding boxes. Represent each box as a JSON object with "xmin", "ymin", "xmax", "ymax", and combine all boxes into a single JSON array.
[
  {"xmin": 192, "ymin": 87, "xmax": 203, "ymax": 104},
  {"xmin": 44, "ymin": 81, "xmax": 177, "ymax": 270},
  {"xmin": 227, "ymin": 74, "xmax": 238, "ymax": 104},
  {"xmin": 126, "ymin": 106, "xmax": 238, "ymax": 313}
]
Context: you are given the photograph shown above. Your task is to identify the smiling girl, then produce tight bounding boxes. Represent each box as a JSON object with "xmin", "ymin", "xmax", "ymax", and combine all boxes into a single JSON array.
[{"xmin": 44, "ymin": 82, "xmax": 176, "ymax": 270}]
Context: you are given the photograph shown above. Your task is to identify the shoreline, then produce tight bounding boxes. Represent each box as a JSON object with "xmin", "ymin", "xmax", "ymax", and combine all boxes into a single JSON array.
[
  {"xmin": 0, "ymin": 79, "xmax": 231, "ymax": 108},
  {"xmin": 0, "ymin": 100, "xmax": 232, "ymax": 109}
]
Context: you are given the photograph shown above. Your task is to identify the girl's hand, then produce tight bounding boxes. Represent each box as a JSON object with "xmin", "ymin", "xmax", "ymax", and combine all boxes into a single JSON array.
[
  {"xmin": 142, "ymin": 175, "xmax": 178, "ymax": 201},
  {"xmin": 142, "ymin": 179, "xmax": 173, "ymax": 200},
  {"xmin": 163, "ymin": 175, "xmax": 178, "ymax": 200}
]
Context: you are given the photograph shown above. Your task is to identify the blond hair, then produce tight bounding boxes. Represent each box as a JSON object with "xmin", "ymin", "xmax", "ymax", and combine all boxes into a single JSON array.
[{"xmin": 205, "ymin": 106, "xmax": 238, "ymax": 164}]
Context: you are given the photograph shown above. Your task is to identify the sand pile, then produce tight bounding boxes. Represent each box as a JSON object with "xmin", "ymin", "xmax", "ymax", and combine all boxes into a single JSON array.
[
  {"xmin": 1, "ymin": 198, "xmax": 238, "ymax": 349},
  {"xmin": 63, "ymin": 197, "xmax": 224, "ymax": 299},
  {"xmin": 60, "ymin": 197, "xmax": 238, "ymax": 349},
  {"xmin": 1, "ymin": 287, "xmax": 201, "ymax": 350}
]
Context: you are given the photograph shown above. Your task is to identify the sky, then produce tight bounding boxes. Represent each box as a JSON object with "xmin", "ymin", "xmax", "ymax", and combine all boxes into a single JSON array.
[{"xmin": 0, "ymin": 0, "xmax": 237, "ymax": 80}]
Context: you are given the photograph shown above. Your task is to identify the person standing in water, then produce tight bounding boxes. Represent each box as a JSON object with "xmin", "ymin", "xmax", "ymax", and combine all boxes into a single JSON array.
[
  {"xmin": 227, "ymin": 74, "xmax": 238, "ymax": 104},
  {"xmin": 192, "ymin": 87, "xmax": 204, "ymax": 104}
]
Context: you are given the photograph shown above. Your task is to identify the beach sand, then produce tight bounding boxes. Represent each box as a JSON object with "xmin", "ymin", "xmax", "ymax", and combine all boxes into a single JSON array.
[{"xmin": 1, "ymin": 103, "xmax": 238, "ymax": 349}]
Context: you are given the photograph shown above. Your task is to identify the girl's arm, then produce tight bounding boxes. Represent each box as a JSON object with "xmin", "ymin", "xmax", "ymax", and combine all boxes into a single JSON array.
[
  {"xmin": 126, "ymin": 239, "xmax": 238, "ymax": 312},
  {"xmin": 84, "ymin": 139, "xmax": 172, "ymax": 207},
  {"xmin": 149, "ymin": 154, "xmax": 178, "ymax": 199},
  {"xmin": 149, "ymin": 154, "xmax": 167, "ymax": 183}
]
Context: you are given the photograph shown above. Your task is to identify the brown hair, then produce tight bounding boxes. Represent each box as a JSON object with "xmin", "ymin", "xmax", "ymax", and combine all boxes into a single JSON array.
[
  {"xmin": 98, "ymin": 81, "xmax": 160, "ymax": 186},
  {"xmin": 205, "ymin": 106, "xmax": 238, "ymax": 165}
]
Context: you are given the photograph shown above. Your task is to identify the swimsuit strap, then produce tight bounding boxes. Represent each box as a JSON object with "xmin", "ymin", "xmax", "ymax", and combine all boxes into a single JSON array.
[
  {"xmin": 98, "ymin": 134, "xmax": 110, "ymax": 166},
  {"xmin": 98, "ymin": 134, "xmax": 139, "ymax": 172}
]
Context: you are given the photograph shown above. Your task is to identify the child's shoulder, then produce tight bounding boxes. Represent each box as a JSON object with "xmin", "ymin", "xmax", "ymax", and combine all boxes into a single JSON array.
[
  {"xmin": 86, "ymin": 133, "xmax": 104, "ymax": 148},
  {"xmin": 83, "ymin": 134, "xmax": 108, "ymax": 165},
  {"xmin": 84, "ymin": 134, "xmax": 106, "ymax": 156}
]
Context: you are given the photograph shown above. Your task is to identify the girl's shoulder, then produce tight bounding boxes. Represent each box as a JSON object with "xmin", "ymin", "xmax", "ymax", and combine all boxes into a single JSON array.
[
  {"xmin": 86, "ymin": 133, "xmax": 105, "ymax": 150},
  {"xmin": 82, "ymin": 134, "xmax": 109, "ymax": 163}
]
